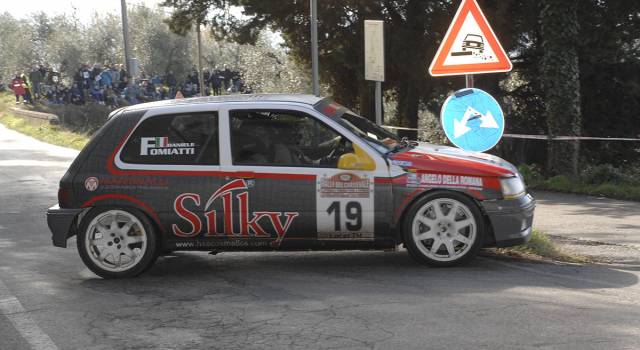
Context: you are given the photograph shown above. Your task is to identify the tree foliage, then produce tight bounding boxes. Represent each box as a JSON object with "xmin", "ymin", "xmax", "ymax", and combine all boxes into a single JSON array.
[
  {"xmin": 162, "ymin": 0, "xmax": 640, "ymax": 171},
  {"xmin": 0, "ymin": 6, "xmax": 304, "ymax": 94}
]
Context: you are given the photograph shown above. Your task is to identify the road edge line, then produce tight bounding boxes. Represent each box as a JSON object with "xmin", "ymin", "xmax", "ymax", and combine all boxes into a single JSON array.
[{"xmin": 0, "ymin": 277, "xmax": 58, "ymax": 350}]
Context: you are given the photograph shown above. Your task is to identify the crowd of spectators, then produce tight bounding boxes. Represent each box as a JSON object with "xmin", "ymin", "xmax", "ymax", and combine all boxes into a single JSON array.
[{"xmin": 5, "ymin": 63, "xmax": 246, "ymax": 109}]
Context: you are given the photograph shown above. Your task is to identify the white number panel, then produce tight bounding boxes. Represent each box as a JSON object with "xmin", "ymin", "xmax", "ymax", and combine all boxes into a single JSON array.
[{"xmin": 316, "ymin": 171, "xmax": 375, "ymax": 241}]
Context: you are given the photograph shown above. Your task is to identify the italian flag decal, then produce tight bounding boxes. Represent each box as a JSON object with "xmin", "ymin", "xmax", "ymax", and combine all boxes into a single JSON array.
[{"xmin": 156, "ymin": 137, "xmax": 169, "ymax": 147}]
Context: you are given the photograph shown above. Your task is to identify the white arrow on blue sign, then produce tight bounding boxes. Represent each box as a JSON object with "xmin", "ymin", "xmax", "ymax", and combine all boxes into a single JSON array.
[{"xmin": 441, "ymin": 88, "xmax": 505, "ymax": 153}]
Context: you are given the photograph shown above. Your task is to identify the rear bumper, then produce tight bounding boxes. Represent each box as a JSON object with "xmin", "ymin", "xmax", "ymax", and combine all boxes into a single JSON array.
[
  {"xmin": 481, "ymin": 194, "xmax": 536, "ymax": 248},
  {"xmin": 47, "ymin": 205, "xmax": 83, "ymax": 248}
]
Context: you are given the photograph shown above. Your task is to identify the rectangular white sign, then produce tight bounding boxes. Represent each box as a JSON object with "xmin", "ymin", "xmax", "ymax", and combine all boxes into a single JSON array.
[{"xmin": 364, "ymin": 20, "xmax": 385, "ymax": 82}]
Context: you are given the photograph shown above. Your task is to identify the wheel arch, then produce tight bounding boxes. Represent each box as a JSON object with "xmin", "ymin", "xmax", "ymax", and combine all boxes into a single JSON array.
[
  {"xmin": 394, "ymin": 188, "xmax": 495, "ymax": 245},
  {"xmin": 79, "ymin": 195, "xmax": 167, "ymax": 248}
]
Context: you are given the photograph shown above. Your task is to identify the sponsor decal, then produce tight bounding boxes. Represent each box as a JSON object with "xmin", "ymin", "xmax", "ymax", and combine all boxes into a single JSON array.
[
  {"xmin": 319, "ymin": 173, "xmax": 371, "ymax": 198},
  {"xmin": 390, "ymin": 159, "xmax": 413, "ymax": 167},
  {"xmin": 318, "ymin": 232, "xmax": 375, "ymax": 241},
  {"xmin": 140, "ymin": 136, "xmax": 195, "ymax": 156},
  {"xmin": 172, "ymin": 179, "xmax": 299, "ymax": 247},
  {"xmin": 84, "ymin": 177, "xmax": 99, "ymax": 191},
  {"xmin": 99, "ymin": 176, "xmax": 169, "ymax": 189},
  {"xmin": 407, "ymin": 173, "xmax": 483, "ymax": 190},
  {"xmin": 317, "ymin": 172, "xmax": 375, "ymax": 239},
  {"xmin": 173, "ymin": 239, "xmax": 274, "ymax": 249}
]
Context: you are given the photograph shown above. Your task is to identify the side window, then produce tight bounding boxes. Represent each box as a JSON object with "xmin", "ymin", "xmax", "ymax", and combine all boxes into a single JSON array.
[
  {"xmin": 230, "ymin": 110, "xmax": 353, "ymax": 168},
  {"xmin": 121, "ymin": 112, "xmax": 219, "ymax": 165}
]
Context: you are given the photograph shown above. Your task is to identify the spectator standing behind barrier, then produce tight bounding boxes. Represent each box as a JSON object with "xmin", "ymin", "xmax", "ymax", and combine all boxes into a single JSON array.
[
  {"xmin": 39, "ymin": 65, "xmax": 47, "ymax": 83},
  {"xmin": 20, "ymin": 73, "xmax": 32, "ymax": 104},
  {"xmin": 80, "ymin": 64, "xmax": 92, "ymax": 91},
  {"xmin": 118, "ymin": 65, "xmax": 129, "ymax": 90},
  {"xmin": 10, "ymin": 74, "xmax": 26, "ymax": 104},
  {"xmin": 203, "ymin": 69, "xmax": 211, "ymax": 96},
  {"xmin": 222, "ymin": 65, "xmax": 232, "ymax": 91},
  {"xmin": 231, "ymin": 70, "xmax": 241, "ymax": 93},
  {"xmin": 108, "ymin": 65, "xmax": 119, "ymax": 87},
  {"xmin": 211, "ymin": 67, "xmax": 223, "ymax": 96},
  {"xmin": 29, "ymin": 66, "xmax": 43, "ymax": 100},
  {"xmin": 99, "ymin": 68, "xmax": 113, "ymax": 88}
]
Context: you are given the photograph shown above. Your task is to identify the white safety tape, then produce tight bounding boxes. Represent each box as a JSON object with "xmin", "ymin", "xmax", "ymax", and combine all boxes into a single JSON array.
[{"xmin": 382, "ymin": 125, "xmax": 640, "ymax": 142}]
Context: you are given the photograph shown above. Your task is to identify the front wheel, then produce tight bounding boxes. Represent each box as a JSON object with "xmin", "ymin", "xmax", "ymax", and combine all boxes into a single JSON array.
[
  {"xmin": 77, "ymin": 207, "xmax": 158, "ymax": 278},
  {"xmin": 403, "ymin": 191, "xmax": 484, "ymax": 267}
]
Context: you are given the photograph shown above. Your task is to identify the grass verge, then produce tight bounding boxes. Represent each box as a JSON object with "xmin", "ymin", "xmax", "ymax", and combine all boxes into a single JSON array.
[
  {"xmin": 0, "ymin": 93, "xmax": 89, "ymax": 150},
  {"xmin": 489, "ymin": 230, "xmax": 588, "ymax": 263},
  {"xmin": 0, "ymin": 113, "xmax": 89, "ymax": 150},
  {"xmin": 531, "ymin": 176, "xmax": 640, "ymax": 202},
  {"xmin": 519, "ymin": 164, "xmax": 640, "ymax": 202}
]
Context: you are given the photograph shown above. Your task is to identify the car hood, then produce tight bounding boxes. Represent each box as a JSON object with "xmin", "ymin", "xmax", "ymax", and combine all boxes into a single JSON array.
[{"xmin": 389, "ymin": 142, "xmax": 517, "ymax": 178}]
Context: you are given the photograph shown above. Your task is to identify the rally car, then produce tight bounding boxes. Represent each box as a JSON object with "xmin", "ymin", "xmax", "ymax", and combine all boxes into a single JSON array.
[{"xmin": 47, "ymin": 94, "xmax": 535, "ymax": 278}]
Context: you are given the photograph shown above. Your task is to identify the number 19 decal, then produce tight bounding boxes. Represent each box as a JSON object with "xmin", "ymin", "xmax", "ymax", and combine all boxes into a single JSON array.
[
  {"xmin": 316, "ymin": 172, "xmax": 374, "ymax": 241},
  {"xmin": 326, "ymin": 201, "xmax": 362, "ymax": 231}
]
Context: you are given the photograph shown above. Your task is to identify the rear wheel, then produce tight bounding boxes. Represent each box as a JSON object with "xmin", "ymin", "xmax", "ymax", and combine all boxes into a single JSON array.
[
  {"xmin": 403, "ymin": 191, "xmax": 484, "ymax": 267},
  {"xmin": 77, "ymin": 207, "xmax": 158, "ymax": 278}
]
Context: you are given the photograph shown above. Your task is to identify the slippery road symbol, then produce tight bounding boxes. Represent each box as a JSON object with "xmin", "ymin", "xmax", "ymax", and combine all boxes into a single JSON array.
[{"xmin": 453, "ymin": 106, "xmax": 499, "ymax": 138}]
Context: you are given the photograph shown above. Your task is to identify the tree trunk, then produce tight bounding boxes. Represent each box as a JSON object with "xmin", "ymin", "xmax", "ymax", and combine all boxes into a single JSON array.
[
  {"xmin": 396, "ymin": 81, "xmax": 419, "ymax": 140},
  {"xmin": 540, "ymin": 0, "xmax": 582, "ymax": 176}
]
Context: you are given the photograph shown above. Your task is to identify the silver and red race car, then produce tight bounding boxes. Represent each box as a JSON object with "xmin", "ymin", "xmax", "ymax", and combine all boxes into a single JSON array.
[{"xmin": 47, "ymin": 94, "xmax": 535, "ymax": 278}]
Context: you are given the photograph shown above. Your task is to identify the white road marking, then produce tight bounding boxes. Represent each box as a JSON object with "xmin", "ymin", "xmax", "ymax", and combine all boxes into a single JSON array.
[{"xmin": 0, "ymin": 277, "xmax": 58, "ymax": 350}]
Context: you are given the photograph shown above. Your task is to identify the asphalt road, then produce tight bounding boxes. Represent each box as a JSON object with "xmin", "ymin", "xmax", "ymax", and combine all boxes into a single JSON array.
[
  {"xmin": 534, "ymin": 191, "xmax": 640, "ymax": 248},
  {"xmin": 1, "ymin": 124, "xmax": 639, "ymax": 350}
]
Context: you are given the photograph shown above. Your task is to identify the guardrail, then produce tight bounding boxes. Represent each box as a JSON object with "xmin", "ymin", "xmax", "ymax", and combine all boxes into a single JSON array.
[{"xmin": 7, "ymin": 107, "xmax": 60, "ymax": 126}]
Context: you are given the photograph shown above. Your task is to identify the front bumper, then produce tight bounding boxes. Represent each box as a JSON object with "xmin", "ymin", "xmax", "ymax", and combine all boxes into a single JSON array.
[
  {"xmin": 47, "ymin": 205, "xmax": 83, "ymax": 248},
  {"xmin": 481, "ymin": 193, "xmax": 536, "ymax": 248}
]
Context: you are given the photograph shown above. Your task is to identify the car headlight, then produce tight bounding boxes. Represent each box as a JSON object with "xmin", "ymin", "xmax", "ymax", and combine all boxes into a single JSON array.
[{"xmin": 500, "ymin": 176, "xmax": 526, "ymax": 199}]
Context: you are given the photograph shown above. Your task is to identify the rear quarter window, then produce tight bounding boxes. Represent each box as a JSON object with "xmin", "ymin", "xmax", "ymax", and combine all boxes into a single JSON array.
[{"xmin": 120, "ymin": 112, "xmax": 219, "ymax": 165}]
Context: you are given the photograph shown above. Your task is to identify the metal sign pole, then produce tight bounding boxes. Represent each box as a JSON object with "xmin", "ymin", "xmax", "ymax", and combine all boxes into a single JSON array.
[
  {"xmin": 196, "ymin": 23, "xmax": 205, "ymax": 96},
  {"xmin": 120, "ymin": 0, "xmax": 132, "ymax": 81},
  {"xmin": 310, "ymin": 0, "xmax": 320, "ymax": 96},
  {"xmin": 465, "ymin": 74, "xmax": 474, "ymax": 88},
  {"xmin": 375, "ymin": 81, "xmax": 382, "ymax": 125}
]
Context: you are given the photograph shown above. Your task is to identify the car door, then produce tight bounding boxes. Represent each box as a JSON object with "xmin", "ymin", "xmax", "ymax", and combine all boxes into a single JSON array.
[
  {"xmin": 115, "ymin": 108, "xmax": 222, "ymax": 248},
  {"xmin": 218, "ymin": 104, "xmax": 390, "ymax": 249}
]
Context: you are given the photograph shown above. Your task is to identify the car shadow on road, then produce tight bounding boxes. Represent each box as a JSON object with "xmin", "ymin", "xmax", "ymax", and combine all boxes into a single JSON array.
[
  {"xmin": 74, "ymin": 251, "xmax": 640, "ymax": 349},
  {"xmin": 80, "ymin": 250, "xmax": 639, "ymax": 297}
]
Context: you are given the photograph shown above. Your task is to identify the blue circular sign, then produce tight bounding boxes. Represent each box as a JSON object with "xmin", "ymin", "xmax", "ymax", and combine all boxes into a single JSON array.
[{"xmin": 440, "ymin": 88, "xmax": 505, "ymax": 153}]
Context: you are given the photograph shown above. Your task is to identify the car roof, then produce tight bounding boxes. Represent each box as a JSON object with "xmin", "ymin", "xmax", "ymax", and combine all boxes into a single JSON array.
[{"xmin": 121, "ymin": 94, "xmax": 327, "ymax": 113}]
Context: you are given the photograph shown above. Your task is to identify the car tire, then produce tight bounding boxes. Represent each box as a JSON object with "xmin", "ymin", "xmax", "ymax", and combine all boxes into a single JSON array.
[
  {"xmin": 77, "ymin": 207, "xmax": 158, "ymax": 279},
  {"xmin": 403, "ymin": 191, "xmax": 484, "ymax": 267}
]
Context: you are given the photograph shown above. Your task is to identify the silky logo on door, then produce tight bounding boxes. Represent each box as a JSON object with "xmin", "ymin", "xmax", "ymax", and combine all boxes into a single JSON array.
[{"xmin": 172, "ymin": 179, "xmax": 299, "ymax": 245}]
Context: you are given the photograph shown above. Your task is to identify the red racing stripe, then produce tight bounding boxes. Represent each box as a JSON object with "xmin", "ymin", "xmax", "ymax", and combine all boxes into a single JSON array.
[{"xmin": 81, "ymin": 194, "xmax": 165, "ymax": 233}]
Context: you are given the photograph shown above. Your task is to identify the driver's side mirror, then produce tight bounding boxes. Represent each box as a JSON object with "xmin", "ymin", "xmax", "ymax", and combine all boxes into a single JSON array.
[{"xmin": 337, "ymin": 144, "xmax": 376, "ymax": 171}]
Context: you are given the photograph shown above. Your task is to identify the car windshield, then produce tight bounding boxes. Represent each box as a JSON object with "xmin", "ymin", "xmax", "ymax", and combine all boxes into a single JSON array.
[
  {"xmin": 315, "ymin": 99, "xmax": 403, "ymax": 154},
  {"xmin": 466, "ymin": 34, "xmax": 483, "ymax": 42}
]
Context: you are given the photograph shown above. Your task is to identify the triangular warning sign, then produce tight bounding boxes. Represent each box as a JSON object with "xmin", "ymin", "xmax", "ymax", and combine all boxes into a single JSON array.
[{"xmin": 429, "ymin": 0, "xmax": 512, "ymax": 76}]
